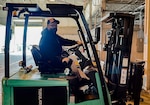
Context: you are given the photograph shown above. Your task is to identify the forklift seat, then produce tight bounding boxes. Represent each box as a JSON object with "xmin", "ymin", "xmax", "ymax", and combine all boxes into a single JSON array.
[
  {"xmin": 31, "ymin": 45, "xmax": 42, "ymax": 66},
  {"xmin": 31, "ymin": 45, "xmax": 65, "ymax": 74}
]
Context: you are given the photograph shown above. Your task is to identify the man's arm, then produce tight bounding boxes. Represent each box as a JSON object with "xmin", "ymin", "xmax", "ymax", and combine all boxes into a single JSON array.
[{"xmin": 57, "ymin": 34, "xmax": 78, "ymax": 46}]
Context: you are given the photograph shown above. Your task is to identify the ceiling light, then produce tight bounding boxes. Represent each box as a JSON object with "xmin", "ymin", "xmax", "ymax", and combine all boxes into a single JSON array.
[{"xmin": 49, "ymin": 0, "xmax": 55, "ymax": 1}]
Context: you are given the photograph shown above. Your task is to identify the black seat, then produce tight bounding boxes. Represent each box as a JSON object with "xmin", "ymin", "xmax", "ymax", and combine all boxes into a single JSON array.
[
  {"xmin": 31, "ymin": 45, "xmax": 42, "ymax": 66},
  {"xmin": 31, "ymin": 45, "xmax": 64, "ymax": 74}
]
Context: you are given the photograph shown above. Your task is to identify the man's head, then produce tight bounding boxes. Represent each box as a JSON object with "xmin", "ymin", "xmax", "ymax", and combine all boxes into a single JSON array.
[{"xmin": 47, "ymin": 18, "xmax": 59, "ymax": 31}]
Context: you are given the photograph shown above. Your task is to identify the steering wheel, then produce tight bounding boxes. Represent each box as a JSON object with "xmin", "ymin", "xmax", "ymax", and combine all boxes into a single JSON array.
[{"xmin": 67, "ymin": 44, "xmax": 83, "ymax": 54}]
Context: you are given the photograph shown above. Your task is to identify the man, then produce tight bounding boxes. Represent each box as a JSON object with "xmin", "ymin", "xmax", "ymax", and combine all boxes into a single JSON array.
[{"xmin": 39, "ymin": 18, "xmax": 89, "ymax": 80}]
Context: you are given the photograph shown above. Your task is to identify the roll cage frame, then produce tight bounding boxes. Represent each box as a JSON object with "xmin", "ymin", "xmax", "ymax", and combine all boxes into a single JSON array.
[{"xmin": 3, "ymin": 3, "xmax": 111, "ymax": 105}]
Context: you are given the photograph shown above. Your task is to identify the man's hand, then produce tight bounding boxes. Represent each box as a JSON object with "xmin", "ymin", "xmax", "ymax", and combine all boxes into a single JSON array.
[{"xmin": 76, "ymin": 41, "xmax": 83, "ymax": 45}]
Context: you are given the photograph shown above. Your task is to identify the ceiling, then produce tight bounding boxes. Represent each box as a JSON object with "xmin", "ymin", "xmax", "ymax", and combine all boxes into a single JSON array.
[{"xmin": 0, "ymin": 0, "xmax": 145, "ymax": 26}]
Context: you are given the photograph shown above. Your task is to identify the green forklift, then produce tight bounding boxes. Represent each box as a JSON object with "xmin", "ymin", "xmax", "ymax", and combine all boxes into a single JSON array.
[{"xmin": 2, "ymin": 3, "xmax": 112, "ymax": 105}]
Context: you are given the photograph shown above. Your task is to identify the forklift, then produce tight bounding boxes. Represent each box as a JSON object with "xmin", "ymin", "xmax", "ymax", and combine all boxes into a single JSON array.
[
  {"xmin": 2, "ymin": 3, "xmax": 112, "ymax": 105},
  {"xmin": 102, "ymin": 13, "xmax": 135, "ymax": 104}
]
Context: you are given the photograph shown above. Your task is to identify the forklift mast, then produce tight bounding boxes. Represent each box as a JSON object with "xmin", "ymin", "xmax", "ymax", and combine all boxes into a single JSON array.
[{"xmin": 102, "ymin": 13, "xmax": 135, "ymax": 103}]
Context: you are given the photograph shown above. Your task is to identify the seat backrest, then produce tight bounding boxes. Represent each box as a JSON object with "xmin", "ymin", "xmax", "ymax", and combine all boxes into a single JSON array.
[{"xmin": 31, "ymin": 45, "xmax": 42, "ymax": 66}]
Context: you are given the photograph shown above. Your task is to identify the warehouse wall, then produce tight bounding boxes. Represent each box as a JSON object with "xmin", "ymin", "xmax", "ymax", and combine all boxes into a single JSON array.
[{"xmin": 57, "ymin": 26, "xmax": 79, "ymax": 36}]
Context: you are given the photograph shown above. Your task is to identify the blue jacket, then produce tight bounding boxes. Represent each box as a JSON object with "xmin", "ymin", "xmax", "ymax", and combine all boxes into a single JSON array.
[{"xmin": 39, "ymin": 28, "xmax": 77, "ymax": 61}]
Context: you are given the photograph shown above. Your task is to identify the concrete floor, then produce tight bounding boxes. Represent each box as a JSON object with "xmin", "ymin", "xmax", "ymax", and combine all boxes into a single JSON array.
[{"xmin": 126, "ymin": 90, "xmax": 150, "ymax": 105}]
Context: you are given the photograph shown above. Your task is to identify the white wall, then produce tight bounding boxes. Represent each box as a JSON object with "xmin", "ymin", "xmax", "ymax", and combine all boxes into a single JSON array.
[
  {"xmin": 0, "ymin": 24, "xmax": 5, "ymax": 52},
  {"xmin": 14, "ymin": 26, "xmax": 42, "ymax": 52}
]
